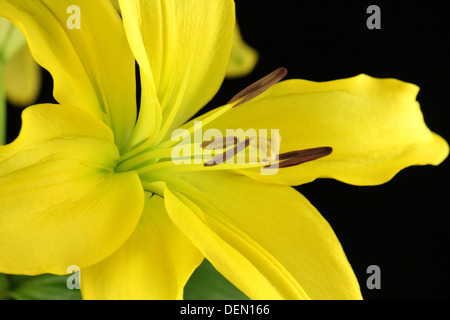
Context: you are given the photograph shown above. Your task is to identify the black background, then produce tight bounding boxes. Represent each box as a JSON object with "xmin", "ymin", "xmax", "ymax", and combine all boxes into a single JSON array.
[{"xmin": 6, "ymin": 0, "xmax": 450, "ymax": 300}]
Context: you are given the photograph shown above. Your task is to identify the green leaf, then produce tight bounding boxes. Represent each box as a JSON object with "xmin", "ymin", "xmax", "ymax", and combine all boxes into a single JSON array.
[
  {"xmin": 0, "ymin": 274, "xmax": 9, "ymax": 299},
  {"xmin": 184, "ymin": 259, "xmax": 249, "ymax": 300},
  {"xmin": 7, "ymin": 274, "xmax": 82, "ymax": 300}
]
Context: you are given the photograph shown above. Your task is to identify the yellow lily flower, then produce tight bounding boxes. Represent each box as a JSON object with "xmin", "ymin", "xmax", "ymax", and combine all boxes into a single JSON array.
[
  {"xmin": 0, "ymin": 39, "xmax": 41, "ymax": 108},
  {"xmin": 0, "ymin": 17, "xmax": 41, "ymax": 106},
  {"xmin": 226, "ymin": 24, "xmax": 259, "ymax": 79},
  {"xmin": 0, "ymin": 0, "xmax": 447, "ymax": 301},
  {"xmin": 2, "ymin": 23, "xmax": 41, "ymax": 107},
  {"xmin": 0, "ymin": 17, "xmax": 41, "ymax": 145}
]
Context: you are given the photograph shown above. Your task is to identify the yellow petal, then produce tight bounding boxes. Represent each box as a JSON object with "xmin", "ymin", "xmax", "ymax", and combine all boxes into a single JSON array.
[
  {"xmin": 162, "ymin": 171, "xmax": 362, "ymax": 300},
  {"xmin": 0, "ymin": 104, "xmax": 144, "ymax": 275},
  {"xmin": 0, "ymin": 0, "xmax": 137, "ymax": 151},
  {"xmin": 110, "ymin": 0, "xmax": 120, "ymax": 12},
  {"xmin": 81, "ymin": 195, "xmax": 203, "ymax": 299},
  {"xmin": 226, "ymin": 24, "xmax": 258, "ymax": 79},
  {"xmin": 206, "ymin": 74, "xmax": 449, "ymax": 186},
  {"xmin": 4, "ymin": 44, "xmax": 41, "ymax": 106},
  {"xmin": 119, "ymin": 0, "xmax": 235, "ymax": 147}
]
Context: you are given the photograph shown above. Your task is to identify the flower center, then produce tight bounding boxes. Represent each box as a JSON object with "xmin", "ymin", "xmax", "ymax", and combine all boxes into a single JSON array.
[{"xmin": 115, "ymin": 68, "xmax": 333, "ymax": 194}]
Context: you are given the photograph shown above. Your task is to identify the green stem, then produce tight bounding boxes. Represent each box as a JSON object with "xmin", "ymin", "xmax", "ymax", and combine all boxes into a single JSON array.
[{"xmin": 0, "ymin": 62, "xmax": 5, "ymax": 145}]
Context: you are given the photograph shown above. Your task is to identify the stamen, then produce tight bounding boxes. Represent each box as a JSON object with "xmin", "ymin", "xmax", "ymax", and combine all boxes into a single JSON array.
[
  {"xmin": 228, "ymin": 67, "xmax": 288, "ymax": 108},
  {"xmin": 265, "ymin": 147, "xmax": 333, "ymax": 169},
  {"xmin": 204, "ymin": 139, "xmax": 251, "ymax": 167}
]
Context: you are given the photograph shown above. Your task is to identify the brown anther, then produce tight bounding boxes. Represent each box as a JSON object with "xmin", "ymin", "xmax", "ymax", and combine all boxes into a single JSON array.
[
  {"xmin": 228, "ymin": 67, "xmax": 288, "ymax": 108},
  {"xmin": 204, "ymin": 139, "xmax": 251, "ymax": 167},
  {"xmin": 264, "ymin": 147, "xmax": 333, "ymax": 169}
]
